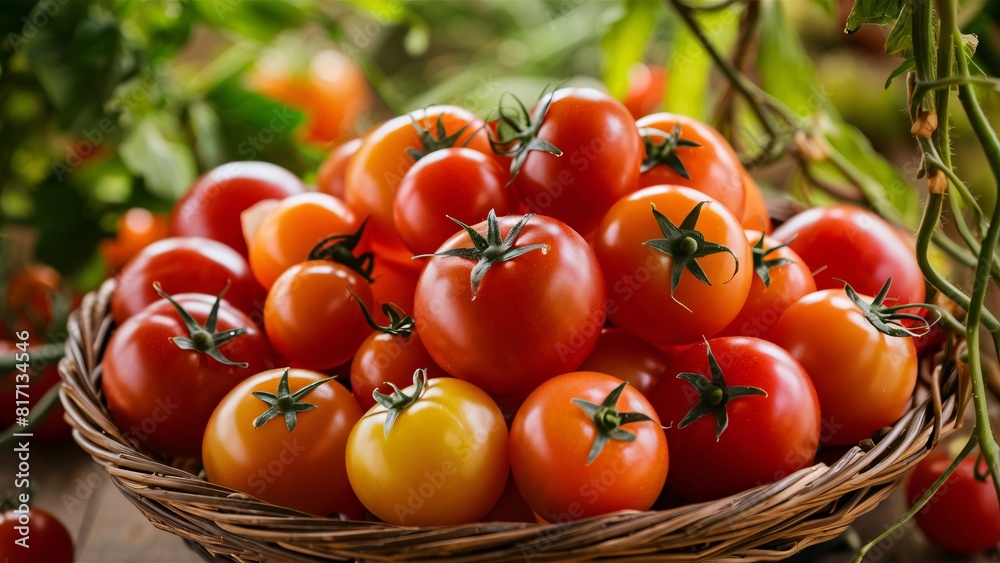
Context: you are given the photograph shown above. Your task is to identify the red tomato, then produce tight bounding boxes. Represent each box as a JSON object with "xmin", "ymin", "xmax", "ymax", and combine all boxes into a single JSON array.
[
  {"xmin": 394, "ymin": 148, "xmax": 519, "ymax": 255},
  {"xmin": 739, "ymin": 170, "xmax": 772, "ymax": 234},
  {"xmin": 413, "ymin": 212, "xmax": 606, "ymax": 396},
  {"xmin": 506, "ymin": 87, "xmax": 642, "ymax": 239},
  {"xmin": 0, "ymin": 341, "xmax": 71, "ymax": 441},
  {"xmin": 264, "ymin": 261, "xmax": 374, "ymax": 371},
  {"xmin": 111, "ymin": 237, "xmax": 266, "ymax": 327},
  {"xmin": 103, "ymin": 291, "xmax": 275, "ymax": 458},
  {"xmin": 171, "ymin": 162, "xmax": 305, "ymax": 258},
  {"xmin": 247, "ymin": 192, "xmax": 363, "ymax": 290},
  {"xmin": 717, "ymin": 231, "xmax": 816, "ymax": 339},
  {"xmin": 623, "ymin": 63, "xmax": 667, "ymax": 119},
  {"xmin": 907, "ymin": 449, "xmax": 1000, "ymax": 554},
  {"xmin": 349, "ymin": 303, "xmax": 447, "ymax": 410},
  {"xmin": 100, "ymin": 208, "xmax": 170, "ymax": 272},
  {"xmin": 369, "ymin": 255, "xmax": 422, "ymax": 317},
  {"xmin": 769, "ymin": 288, "xmax": 918, "ymax": 445},
  {"xmin": 316, "ymin": 138, "xmax": 362, "ymax": 200},
  {"xmin": 593, "ymin": 185, "xmax": 753, "ymax": 345},
  {"xmin": 577, "ymin": 328, "xmax": 669, "ymax": 397},
  {"xmin": 0, "ymin": 507, "xmax": 73, "ymax": 563},
  {"xmin": 771, "ymin": 205, "xmax": 925, "ymax": 305},
  {"xmin": 346, "ymin": 106, "xmax": 491, "ymax": 262},
  {"xmin": 509, "ymin": 372, "xmax": 668, "ymax": 521},
  {"xmin": 650, "ymin": 337, "xmax": 819, "ymax": 502},
  {"xmin": 203, "ymin": 368, "xmax": 362, "ymax": 515},
  {"xmin": 6, "ymin": 264, "xmax": 61, "ymax": 331},
  {"xmin": 636, "ymin": 113, "xmax": 746, "ymax": 220}
]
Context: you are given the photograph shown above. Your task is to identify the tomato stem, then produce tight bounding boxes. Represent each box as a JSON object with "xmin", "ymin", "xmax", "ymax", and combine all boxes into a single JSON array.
[
  {"xmin": 154, "ymin": 282, "xmax": 249, "ymax": 368},
  {"xmin": 571, "ymin": 381, "xmax": 654, "ymax": 466},
  {"xmin": 676, "ymin": 339, "xmax": 766, "ymax": 441},
  {"xmin": 373, "ymin": 368, "xmax": 427, "ymax": 437},
  {"xmin": 488, "ymin": 84, "xmax": 564, "ymax": 184},
  {"xmin": 347, "ymin": 285, "xmax": 414, "ymax": 337},
  {"xmin": 252, "ymin": 368, "xmax": 335, "ymax": 432},
  {"xmin": 406, "ymin": 112, "xmax": 472, "ymax": 161},
  {"xmin": 307, "ymin": 217, "xmax": 375, "ymax": 283},
  {"xmin": 749, "ymin": 233, "xmax": 793, "ymax": 288},
  {"xmin": 639, "ymin": 124, "xmax": 702, "ymax": 178}
]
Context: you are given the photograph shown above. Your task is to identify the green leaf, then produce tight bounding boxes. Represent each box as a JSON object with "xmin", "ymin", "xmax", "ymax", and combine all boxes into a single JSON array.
[
  {"xmin": 885, "ymin": 55, "xmax": 915, "ymax": 89},
  {"xmin": 602, "ymin": 0, "xmax": 662, "ymax": 100},
  {"xmin": 757, "ymin": 1, "xmax": 835, "ymax": 118},
  {"xmin": 404, "ymin": 19, "xmax": 431, "ymax": 56},
  {"xmin": 666, "ymin": 6, "xmax": 739, "ymax": 121},
  {"xmin": 884, "ymin": 3, "xmax": 912, "ymax": 56},
  {"xmin": 810, "ymin": 0, "xmax": 837, "ymax": 16},
  {"xmin": 192, "ymin": 0, "xmax": 311, "ymax": 42},
  {"xmin": 188, "ymin": 101, "xmax": 225, "ymax": 170},
  {"xmin": 845, "ymin": 0, "xmax": 904, "ymax": 33},
  {"xmin": 119, "ymin": 117, "xmax": 197, "ymax": 201}
]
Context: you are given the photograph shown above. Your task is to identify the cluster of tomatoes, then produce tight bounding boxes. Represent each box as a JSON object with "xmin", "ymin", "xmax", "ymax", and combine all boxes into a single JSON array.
[{"xmin": 91, "ymin": 84, "xmax": 960, "ymax": 537}]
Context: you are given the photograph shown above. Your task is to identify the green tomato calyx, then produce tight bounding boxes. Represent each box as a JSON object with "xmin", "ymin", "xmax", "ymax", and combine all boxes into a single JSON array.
[
  {"xmin": 413, "ymin": 209, "xmax": 547, "ymax": 299},
  {"xmin": 677, "ymin": 339, "xmax": 767, "ymax": 441},
  {"xmin": 571, "ymin": 381, "xmax": 655, "ymax": 466},
  {"xmin": 643, "ymin": 202, "xmax": 739, "ymax": 312},
  {"xmin": 489, "ymin": 83, "xmax": 563, "ymax": 185},
  {"xmin": 252, "ymin": 368, "xmax": 336, "ymax": 432},
  {"xmin": 750, "ymin": 232, "xmax": 793, "ymax": 288},
  {"xmin": 307, "ymin": 216, "xmax": 375, "ymax": 283},
  {"xmin": 639, "ymin": 124, "xmax": 702, "ymax": 178},
  {"xmin": 347, "ymin": 284, "xmax": 414, "ymax": 338},
  {"xmin": 845, "ymin": 278, "xmax": 935, "ymax": 338},
  {"xmin": 406, "ymin": 111, "xmax": 475, "ymax": 161},
  {"xmin": 373, "ymin": 368, "xmax": 428, "ymax": 437},
  {"xmin": 156, "ymin": 282, "xmax": 249, "ymax": 368}
]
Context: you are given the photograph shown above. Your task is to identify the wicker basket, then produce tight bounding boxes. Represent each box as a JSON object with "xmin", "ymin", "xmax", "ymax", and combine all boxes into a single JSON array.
[{"xmin": 59, "ymin": 277, "xmax": 962, "ymax": 561}]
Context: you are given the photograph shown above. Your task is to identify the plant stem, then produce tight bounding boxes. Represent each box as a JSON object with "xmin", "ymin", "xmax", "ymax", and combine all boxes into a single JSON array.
[
  {"xmin": 0, "ymin": 344, "xmax": 64, "ymax": 373},
  {"xmin": 0, "ymin": 384, "xmax": 62, "ymax": 450}
]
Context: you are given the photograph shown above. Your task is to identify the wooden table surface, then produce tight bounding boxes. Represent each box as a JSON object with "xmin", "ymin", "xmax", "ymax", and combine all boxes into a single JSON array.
[{"xmin": 2, "ymin": 435, "xmax": 986, "ymax": 562}]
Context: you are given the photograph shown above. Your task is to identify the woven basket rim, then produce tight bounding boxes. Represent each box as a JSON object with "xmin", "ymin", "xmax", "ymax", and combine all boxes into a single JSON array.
[{"xmin": 57, "ymin": 277, "xmax": 963, "ymax": 561}]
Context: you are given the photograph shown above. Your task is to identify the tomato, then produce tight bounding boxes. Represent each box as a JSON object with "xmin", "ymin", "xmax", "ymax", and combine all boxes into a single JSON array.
[
  {"xmin": 907, "ymin": 449, "xmax": 1000, "ymax": 554},
  {"xmin": 346, "ymin": 370, "xmax": 509, "ymax": 526},
  {"xmin": 349, "ymin": 301, "xmax": 447, "ymax": 410},
  {"xmin": 503, "ymin": 87, "xmax": 642, "ymax": 239},
  {"xmin": 247, "ymin": 192, "xmax": 363, "ymax": 290},
  {"xmin": 111, "ymin": 237, "xmax": 266, "ymax": 327},
  {"xmin": 394, "ymin": 148, "xmax": 519, "ymax": 255},
  {"xmin": 0, "ymin": 341, "xmax": 71, "ymax": 441},
  {"xmin": 264, "ymin": 260, "xmax": 374, "ymax": 370},
  {"xmin": 249, "ymin": 48, "xmax": 372, "ymax": 144},
  {"xmin": 739, "ymin": 170, "xmax": 772, "ymax": 234},
  {"xmin": 203, "ymin": 368, "xmax": 362, "ymax": 515},
  {"xmin": 509, "ymin": 372, "xmax": 668, "ymax": 521},
  {"xmin": 481, "ymin": 474, "xmax": 535, "ymax": 523},
  {"xmin": 771, "ymin": 205, "xmax": 925, "ymax": 305},
  {"xmin": 577, "ymin": 328, "xmax": 669, "ymax": 397},
  {"xmin": 316, "ymin": 138, "xmax": 362, "ymax": 200},
  {"xmin": 717, "ymin": 231, "xmax": 816, "ymax": 339},
  {"xmin": 104, "ymin": 289, "xmax": 275, "ymax": 458},
  {"xmin": 769, "ymin": 287, "xmax": 918, "ymax": 446},
  {"xmin": 594, "ymin": 185, "xmax": 753, "ymax": 345},
  {"xmin": 369, "ymin": 255, "xmax": 422, "ymax": 317},
  {"xmin": 6, "ymin": 264, "xmax": 61, "ymax": 331},
  {"xmin": 346, "ymin": 106, "xmax": 491, "ymax": 262},
  {"xmin": 0, "ymin": 506, "xmax": 73, "ymax": 563},
  {"xmin": 171, "ymin": 162, "xmax": 305, "ymax": 259},
  {"xmin": 636, "ymin": 113, "xmax": 746, "ymax": 220},
  {"xmin": 413, "ymin": 211, "xmax": 606, "ymax": 396},
  {"xmin": 650, "ymin": 337, "xmax": 819, "ymax": 502},
  {"xmin": 623, "ymin": 63, "xmax": 667, "ymax": 119},
  {"xmin": 100, "ymin": 208, "xmax": 169, "ymax": 272}
]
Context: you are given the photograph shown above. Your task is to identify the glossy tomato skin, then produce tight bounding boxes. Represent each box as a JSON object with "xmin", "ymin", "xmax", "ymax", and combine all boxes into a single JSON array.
[
  {"xmin": 103, "ymin": 294, "xmax": 275, "ymax": 458},
  {"xmin": 650, "ymin": 337, "xmax": 819, "ymax": 502},
  {"xmin": 769, "ymin": 289, "xmax": 918, "ymax": 446},
  {"xmin": 413, "ymin": 215, "xmax": 606, "ymax": 396},
  {"xmin": 509, "ymin": 372, "xmax": 668, "ymax": 521},
  {"xmin": 771, "ymin": 205, "xmax": 925, "ymax": 305},
  {"xmin": 394, "ymin": 148, "xmax": 520, "ymax": 255},
  {"xmin": 346, "ymin": 377, "xmax": 509, "ymax": 526},
  {"xmin": 369, "ymin": 256, "xmax": 422, "ymax": 316},
  {"xmin": 349, "ymin": 328, "xmax": 447, "ymax": 410},
  {"xmin": 594, "ymin": 186, "xmax": 753, "ymax": 346},
  {"xmin": 717, "ymin": 231, "xmax": 816, "ymax": 339},
  {"xmin": 100, "ymin": 208, "xmax": 170, "ymax": 272},
  {"xmin": 623, "ymin": 63, "xmax": 667, "ymax": 119},
  {"xmin": 111, "ymin": 237, "xmax": 267, "ymax": 327},
  {"xmin": 0, "ymin": 507, "xmax": 73, "ymax": 563},
  {"xmin": 346, "ymin": 106, "xmax": 491, "ymax": 262},
  {"xmin": 739, "ymin": 170, "xmax": 772, "ymax": 234},
  {"xmin": 0, "ymin": 341, "xmax": 71, "ymax": 441},
  {"xmin": 577, "ymin": 328, "xmax": 669, "ymax": 397},
  {"xmin": 316, "ymin": 138, "xmax": 362, "ymax": 200},
  {"xmin": 514, "ymin": 88, "xmax": 641, "ymax": 240},
  {"xmin": 203, "ymin": 369, "xmax": 362, "ymax": 515},
  {"xmin": 171, "ymin": 162, "xmax": 305, "ymax": 258},
  {"xmin": 907, "ymin": 451, "xmax": 1000, "ymax": 554},
  {"xmin": 636, "ymin": 113, "xmax": 746, "ymax": 220},
  {"xmin": 248, "ymin": 192, "xmax": 363, "ymax": 290},
  {"xmin": 264, "ymin": 261, "xmax": 374, "ymax": 370}
]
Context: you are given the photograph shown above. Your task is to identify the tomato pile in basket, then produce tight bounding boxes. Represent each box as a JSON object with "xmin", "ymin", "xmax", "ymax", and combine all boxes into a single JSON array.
[{"xmin": 103, "ymin": 86, "xmax": 934, "ymax": 526}]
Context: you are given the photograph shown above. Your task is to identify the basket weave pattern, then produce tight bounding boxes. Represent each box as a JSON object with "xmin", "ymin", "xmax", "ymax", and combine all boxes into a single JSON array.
[{"xmin": 58, "ymin": 278, "xmax": 961, "ymax": 561}]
